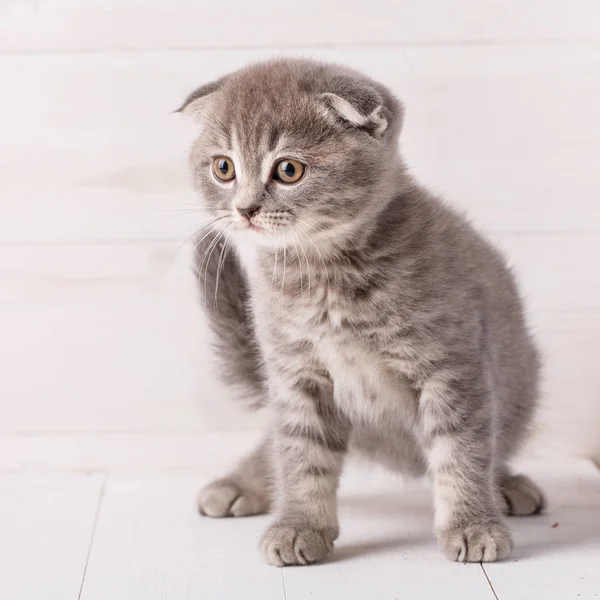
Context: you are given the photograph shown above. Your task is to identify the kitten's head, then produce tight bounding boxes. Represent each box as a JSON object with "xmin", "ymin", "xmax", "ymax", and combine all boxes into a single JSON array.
[{"xmin": 179, "ymin": 59, "xmax": 405, "ymax": 251}]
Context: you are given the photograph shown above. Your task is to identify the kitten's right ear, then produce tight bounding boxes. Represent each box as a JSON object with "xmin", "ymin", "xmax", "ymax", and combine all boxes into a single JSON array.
[{"xmin": 175, "ymin": 77, "xmax": 228, "ymax": 123}]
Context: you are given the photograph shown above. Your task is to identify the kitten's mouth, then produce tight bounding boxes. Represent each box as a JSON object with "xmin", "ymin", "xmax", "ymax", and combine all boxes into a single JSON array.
[{"xmin": 248, "ymin": 222, "xmax": 264, "ymax": 233}]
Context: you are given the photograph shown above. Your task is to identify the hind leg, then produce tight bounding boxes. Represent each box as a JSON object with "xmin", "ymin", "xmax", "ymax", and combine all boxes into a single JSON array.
[
  {"xmin": 497, "ymin": 468, "xmax": 546, "ymax": 516},
  {"xmin": 198, "ymin": 436, "xmax": 273, "ymax": 517}
]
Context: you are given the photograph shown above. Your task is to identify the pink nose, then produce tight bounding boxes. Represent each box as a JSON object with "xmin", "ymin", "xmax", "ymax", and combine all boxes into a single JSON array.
[{"xmin": 237, "ymin": 205, "xmax": 261, "ymax": 219}]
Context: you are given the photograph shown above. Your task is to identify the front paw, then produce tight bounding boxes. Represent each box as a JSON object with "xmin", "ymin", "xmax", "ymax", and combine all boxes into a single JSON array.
[
  {"xmin": 260, "ymin": 523, "xmax": 336, "ymax": 567},
  {"xmin": 439, "ymin": 521, "xmax": 512, "ymax": 562}
]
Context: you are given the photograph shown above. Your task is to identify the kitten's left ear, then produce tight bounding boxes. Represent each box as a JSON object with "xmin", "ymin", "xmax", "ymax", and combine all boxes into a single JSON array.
[
  {"xmin": 321, "ymin": 92, "xmax": 389, "ymax": 138},
  {"xmin": 319, "ymin": 76, "xmax": 403, "ymax": 141},
  {"xmin": 175, "ymin": 76, "xmax": 228, "ymax": 123}
]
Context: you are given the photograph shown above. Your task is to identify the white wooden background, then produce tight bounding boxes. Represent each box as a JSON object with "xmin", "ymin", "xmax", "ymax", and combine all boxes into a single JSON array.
[{"xmin": 1, "ymin": 0, "xmax": 599, "ymax": 468}]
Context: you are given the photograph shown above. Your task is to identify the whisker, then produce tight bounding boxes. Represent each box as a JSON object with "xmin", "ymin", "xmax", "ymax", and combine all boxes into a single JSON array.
[
  {"xmin": 193, "ymin": 228, "xmax": 223, "ymax": 284},
  {"xmin": 154, "ymin": 208, "xmax": 206, "ymax": 216},
  {"xmin": 295, "ymin": 220, "xmax": 330, "ymax": 288},
  {"xmin": 290, "ymin": 224, "xmax": 310, "ymax": 300},
  {"xmin": 157, "ymin": 205, "xmax": 228, "ymax": 212},
  {"xmin": 281, "ymin": 230, "xmax": 287, "ymax": 301},
  {"xmin": 270, "ymin": 238, "xmax": 279, "ymax": 300},
  {"xmin": 195, "ymin": 229, "xmax": 219, "ymax": 284},
  {"xmin": 195, "ymin": 223, "xmax": 227, "ymax": 284},
  {"xmin": 156, "ymin": 215, "xmax": 229, "ymax": 280},
  {"xmin": 192, "ymin": 216, "xmax": 229, "ymax": 253},
  {"xmin": 292, "ymin": 231, "xmax": 304, "ymax": 300},
  {"xmin": 202, "ymin": 224, "xmax": 231, "ymax": 306},
  {"xmin": 213, "ymin": 234, "xmax": 231, "ymax": 317},
  {"xmin": 295, "ymin": 215, "xmax": 361, "ymax": 254}
]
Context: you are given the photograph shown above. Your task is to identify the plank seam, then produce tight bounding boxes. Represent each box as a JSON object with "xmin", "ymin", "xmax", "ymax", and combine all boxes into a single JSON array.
[
  {"xmin": 77, "ymin": 473, "xmax": 108, "ymax": 600},
  {"xmin": 1, "ymin": 38, "xmax": 600, "ymax": 57},
  {"xmin": 281, "ymin": 569, "xmax": 288, "ymax": 600},
  {"xmin": 481, "ymin": 564, "xmax": 500, "ymax": 600}
]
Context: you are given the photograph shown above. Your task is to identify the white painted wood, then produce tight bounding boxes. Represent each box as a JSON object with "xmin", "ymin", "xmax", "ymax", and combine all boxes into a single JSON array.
[
  {"xmin": 79, "ymin": 469, "xmax": 491, "ymax": 600},
  {"xmin": 0, "ymin": 242, "xmax": 259, "ymax": 435},
  {"xmin": 532, "ymin": 310, "xmax": 600, "ymax": 458},
  {"xmin": 494, "ymin": 234, "xmax": 600, "ymax": 314},
  {"xmin": 79, "ymin": 472, "xmax": 286, "ymax": 600},
  {"xmin": 76, "ymin": 459, "xmax": 600, "ymax": 599},
  {"xmin": 484, "ymin": 460, "xmax": 600, "ymax": 600},
  {"xmin": 0, "ymin": 473, "xmax": 103, "ymax": 600},
  {"xmin": 0, "ymin": 431, "xmax": 264, "ymax": 471},
  {"xmin": 1, "ymin": 45, "xmax": 599, "ymax": 243},
  {"xmin": 1, "ymin": 0, "xmax": 599, "ymax": 52}
]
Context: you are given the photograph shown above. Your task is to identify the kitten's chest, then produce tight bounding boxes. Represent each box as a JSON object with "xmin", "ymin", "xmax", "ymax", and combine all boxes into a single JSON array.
[
  {"xmin": 279, "ymin": 296, "xmax": 417, "ymax": 423},
  {"xmin": 255, "ymin": 266, "xmax": 419, "ymax": 424},
  {"xmin": 315, "ymin": 334, "xmax": 418, "ymax": 425}
]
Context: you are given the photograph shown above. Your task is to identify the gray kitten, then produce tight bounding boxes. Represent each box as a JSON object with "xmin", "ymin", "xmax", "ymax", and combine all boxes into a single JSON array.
[{"xmin": 178, "ymin": 58, "xmax": 545, "ymax": 566}]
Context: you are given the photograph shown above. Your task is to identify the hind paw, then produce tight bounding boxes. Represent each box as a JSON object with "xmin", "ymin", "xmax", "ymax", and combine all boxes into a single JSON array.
[
  {"xmin": 197, "ymin": 478, "xmax": 269, "ymax": 517},
  {"xmin": 501, "ymin": 474, "xmax": 546, "ymax": 516}
]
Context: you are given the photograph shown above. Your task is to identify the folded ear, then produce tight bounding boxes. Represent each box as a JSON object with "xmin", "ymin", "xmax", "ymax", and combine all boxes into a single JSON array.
[
  {"xmin": 175, "ymin": 76, "xmax": 228, "ymax": 122},
  {"xmin": 319, "ymin": 76, "xmax": 403, "ymax": 140},
  {"xmin": 321, "ymin": 92, "xmax": 388, "ymax": 137}
]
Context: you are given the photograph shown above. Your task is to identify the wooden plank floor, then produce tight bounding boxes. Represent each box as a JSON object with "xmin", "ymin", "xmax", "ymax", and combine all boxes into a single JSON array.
[
  {"xmin": 0, "ymin": 473, "xmax": 104, "ymax": 600},
  {"xmin": 2, "ymin": 458, "xmax": 599, "ymax": 599},
  {"xmin": 483, "ymin": 460, "xmax": 600, "ymax": 600}
]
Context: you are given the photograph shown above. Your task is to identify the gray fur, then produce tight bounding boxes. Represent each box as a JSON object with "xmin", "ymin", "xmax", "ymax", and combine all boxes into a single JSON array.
[
  {"xmin": 181, "ymin": 58, "xmax": 545, "ymax": 566},
  {"xmin": 193, "ymin": 233, "xmax": 266, "ymax": 409}
]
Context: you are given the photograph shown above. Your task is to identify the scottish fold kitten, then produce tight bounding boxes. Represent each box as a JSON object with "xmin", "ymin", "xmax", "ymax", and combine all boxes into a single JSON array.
[{"xmin": 178, "ymin": 58, "xmax": 545, "ymax": 566}]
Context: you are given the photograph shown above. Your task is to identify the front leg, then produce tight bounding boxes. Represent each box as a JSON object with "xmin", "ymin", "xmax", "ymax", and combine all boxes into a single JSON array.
[
  {"xmin": 260, "ymin": 375, "xmax": 350, "ymax": 567},
  {"xmin": 421, "ymin": 369, "xmax": 512, "ymax": 562}
]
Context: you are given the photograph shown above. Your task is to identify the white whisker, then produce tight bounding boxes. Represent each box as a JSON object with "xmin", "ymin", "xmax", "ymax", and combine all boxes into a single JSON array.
[
  {"xmin": 195, "ymin": 223, "xmax": 227, "ymax": 283},
  {"xmin": 281, "ymin": 230, "xmax": 287, "ymax": 301},
  {"xmin": 270, "ymin": 240, "xmax": 279, "ymax": 300},
  {"xmin": 213, "ymin": 234, "xmax": 231, "ymax": 316},
  {"xmin": 158, "ymin": 215, "xmax": 229, "ymax": 278},
  {"xmin": 290, "ymin": 224, "xmax": 310, "ymax": 300},
  {"xmin": 295, "ymin": 215, "xmax": 361, "ymax": 253},
  {"xmin": 194, "ymin": 227, "xmax": 220, "ymax": 282},
  {"xmin": 202, "ymin": 224, "xmax": 231, "ymax": 306},
  {"xmin": 192, "ymin": 216, "xmax": 229, "ymax": 253},
  {"xmin": 295, "ymin": 219, "xmax": 330, "ymax": 289}
]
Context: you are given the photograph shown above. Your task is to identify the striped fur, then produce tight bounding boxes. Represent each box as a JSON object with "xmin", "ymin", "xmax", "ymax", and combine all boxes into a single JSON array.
[{"xmin": 182, "ymin": 59, "xmax": 545, "ymax": 566}]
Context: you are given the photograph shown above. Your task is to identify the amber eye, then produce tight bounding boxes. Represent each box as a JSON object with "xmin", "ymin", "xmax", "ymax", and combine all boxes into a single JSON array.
[
  {"xmin": 273, "ymin": 159, "xmax": 305, "ymax": 184},
  {"xmin": 212, "ymin": 156, "xmax": 236, "ymax": 182}
]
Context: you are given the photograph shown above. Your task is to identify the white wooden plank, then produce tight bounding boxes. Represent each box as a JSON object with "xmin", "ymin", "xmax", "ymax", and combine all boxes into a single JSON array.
[
  {"xmin": 1, "ymin": 45, "xmax": 599, "ymax": 243},
  {"xmin": 0, "ymin": 241, "xmax": 262, "ymax": 436},
  {"xmin": 494, "ymin": 234, "xmax": 600, "ymax": 315},
  {"xmin": 531, "ymin": 311, "xmax": 600, "ymax": 458},
  {"xmin": 78, "ymin": 459, "xmax": 600, "ymax": 600},
  {"xmin": 0, "ymin": 431, "xmax": 264, "ymax": 472},
  {"xmin": 0, "ymin": 473, "xmax": 104, "ymax": 600},
  {"xmin": 0, "ymin": 244, "xmax": 255, "ymax": 435},
  {"xmin": 484, "ymin": 459, "xmax": 600, "ymax": 600},
  {"xmin": 1, "ymin": 0, "xmax": 599, "ymax": 52},
  {"xmin": 79, "ymin": 473, "xmax": 285, "ymax": 600}
]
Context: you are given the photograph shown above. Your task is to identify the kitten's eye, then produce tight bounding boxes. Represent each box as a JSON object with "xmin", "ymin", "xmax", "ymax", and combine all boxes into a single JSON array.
[
  {"xmin": 274, "ymin": 159, "xmax": 305, "ymax": 184},
  {"xmin": 212, "ymin": 156, "xmax": 236, "ymax": 182}
]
